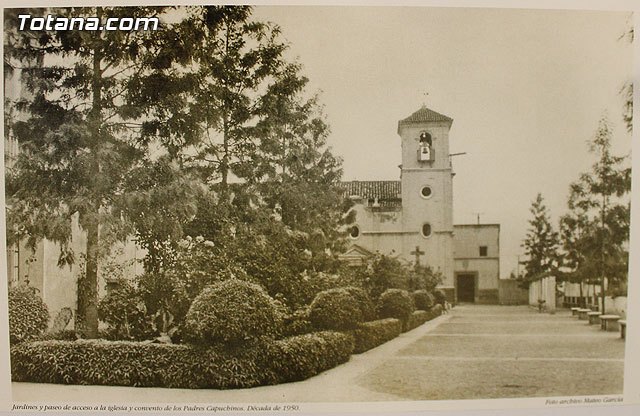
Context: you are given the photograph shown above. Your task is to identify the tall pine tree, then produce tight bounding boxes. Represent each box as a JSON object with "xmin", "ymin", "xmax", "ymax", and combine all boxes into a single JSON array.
[
  {"xmin": 4, "ymin": 6, "xmax": 198, "ymax": 337},
  {"xmin": 521, "ymin": 193, "xmax": 560, "ymax": 287}
]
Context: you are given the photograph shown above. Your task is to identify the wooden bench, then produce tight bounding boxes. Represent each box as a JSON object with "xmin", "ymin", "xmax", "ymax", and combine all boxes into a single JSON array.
[
  {"xmin": 600, "ymin": 315, "xmax": 621, "ymax": 332},
  {"xmin": 619, "ymin": 320, "xmax": 626, "ymax": 339},
  {"xmin": 587, "ymin": 311, "xmax": 602, "ymax": 325},
  {"xmin": 578, "ymin": 308, "xmax": 591, "ymax": 320},
  {"xmin": 571, "ymin": 307, "xmax": 581, "ymax": 316}
]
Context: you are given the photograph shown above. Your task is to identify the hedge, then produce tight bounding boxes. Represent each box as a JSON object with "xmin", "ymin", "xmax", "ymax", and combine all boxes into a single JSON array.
[
  {"xmin": 281, "ymin": 307, "xmax": 313, "ymax": 337},
  {"xmin": 10, "ymin": 331, "xmax": 353, "ymax": 388},
  {"xmin": 268, "ymin": 331, "xmax": 354, "ymax": 382},
  {"xmin": 404, "ymin": 304, "xmax": 445, "ymax": 332},
  {"xmin": 406, "ymin": 310, "xmax": 430, "ymax": 331},
  {"xmin": 8, "ymin": 286, "xmax": 49, "ymax": 344},
  {"xmin": 430, "ymin": 304, "xmax": 444, "ymax": 316},
  {"xmin": 350, "ymin": 318, "xmax": 402, "ymax": 354}
]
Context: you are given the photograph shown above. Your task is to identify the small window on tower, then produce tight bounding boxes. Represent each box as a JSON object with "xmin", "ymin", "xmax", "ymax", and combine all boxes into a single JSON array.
[
  {"xmin": 349, "ymin": 225, "xmax": 360, "ymax": 239},
  {"xmin": 420, "ymin": 186, "xmax": 433, "ymax": 199},
  {"xmin": 421, "ymin": 223, "xmax": 432, "ymax": 238},
  {"xmin": 479, "ymin": 246, "xmax": 488, "ymax": 257}
]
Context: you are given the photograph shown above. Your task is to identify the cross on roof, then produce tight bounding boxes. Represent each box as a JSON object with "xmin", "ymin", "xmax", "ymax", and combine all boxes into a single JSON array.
[
  {"xmin": 421, "ymin": 90, "xmax": 429, "ymax": 107},
  {"xmin": 410, "ymin": 245, "xmax": 425, "ymax": 265}
]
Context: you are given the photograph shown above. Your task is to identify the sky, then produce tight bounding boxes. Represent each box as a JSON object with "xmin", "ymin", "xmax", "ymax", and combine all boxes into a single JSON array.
[{"xmin": 252, "ymin": 5, "xmax": 633, "ymax": 277}]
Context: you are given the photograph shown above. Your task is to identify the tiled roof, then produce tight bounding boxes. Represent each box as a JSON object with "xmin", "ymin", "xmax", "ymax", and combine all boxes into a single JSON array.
[
  {"xmin": 340, "ymin": 181, "xmax": 402, "ymax": 207},
  {"xmin": 399, "ymin": 106, "xmax": 453, "ymax": 124}
]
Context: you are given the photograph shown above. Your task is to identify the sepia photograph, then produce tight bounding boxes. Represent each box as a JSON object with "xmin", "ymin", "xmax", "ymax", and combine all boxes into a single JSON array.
[{"xmin": 1, "ymin": 0, "xmax": 638, "ymax": 413}]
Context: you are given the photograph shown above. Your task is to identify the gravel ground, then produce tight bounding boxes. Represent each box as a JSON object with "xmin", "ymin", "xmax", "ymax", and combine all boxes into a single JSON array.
[
  {"xmin": 357, "ymin": 305, "xmax": 625, "ymax": 399},
  {"xmin": 358, "ymin": 358, "xmax": 624, "ymax": 400}
]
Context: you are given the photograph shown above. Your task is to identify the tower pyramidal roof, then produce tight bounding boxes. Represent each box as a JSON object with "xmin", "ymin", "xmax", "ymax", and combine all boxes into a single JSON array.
[{"xmin": 399, "ymin": 105, "xmax": 453, "ymax": 125}]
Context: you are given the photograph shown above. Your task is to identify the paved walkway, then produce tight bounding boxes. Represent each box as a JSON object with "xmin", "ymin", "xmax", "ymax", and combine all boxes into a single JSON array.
[{"xmin": 12, "ymin": 305, "xmax": 625, "ymax": 403}]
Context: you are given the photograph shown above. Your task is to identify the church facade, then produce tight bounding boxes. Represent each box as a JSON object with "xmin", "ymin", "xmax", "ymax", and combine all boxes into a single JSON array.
[{"xmin": 340, "ymin": 106, "xmax": 500, "ymax": 304}]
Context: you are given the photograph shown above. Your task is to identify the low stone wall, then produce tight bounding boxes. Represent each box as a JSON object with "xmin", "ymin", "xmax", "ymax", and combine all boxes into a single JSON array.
[
  {"xmin": 477, "ymin": 289, "xmax": 499, "ymax": 304},
  {"xmin": 498, "ymin": 279, "xmax": 528, "ymax": 305},
  {"xmin": 528, "ymin": 276, "xmax": 556, "ymax": 311}
]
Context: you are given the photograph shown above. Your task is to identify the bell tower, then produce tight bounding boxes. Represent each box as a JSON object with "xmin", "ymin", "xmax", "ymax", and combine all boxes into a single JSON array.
[{"xmin": 397, "ymin": 105, "xmax": 455, "ymax": 298}]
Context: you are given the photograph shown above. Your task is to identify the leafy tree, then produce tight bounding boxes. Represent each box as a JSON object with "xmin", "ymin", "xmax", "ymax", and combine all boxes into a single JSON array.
[
  {"xmin": 255, "ymin": 88, "xmax": 353, "ymax": 258},
  {"xmin": 620, "ymin": 23, "xmax": 633, "ymax": 132},
  {"xmin": 4, "ymin": 6, "xmax": 197, "ymax": 337},
  {"xmin": 345, "ymin": 253, "xmax": 442, "ymax": 299},
  {"xmin": 520, "ymin": 193, "xmax": 560, "ymax": 288},
  {"xmin": 559, "ymin": 117, "xmax": 630, "ymax": 312},
  {"xmin": 171, "ymin": 6, "xmax": 290, "ymax": 190},
  {"xmin": 167, "ymin": 6, "xmax": 354, "ymax": 306}
]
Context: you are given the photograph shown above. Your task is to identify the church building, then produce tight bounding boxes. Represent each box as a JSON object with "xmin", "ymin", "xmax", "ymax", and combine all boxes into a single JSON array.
[{"xmin": 340, "ymin": 106, "xmax": 500, "ymax": 304}]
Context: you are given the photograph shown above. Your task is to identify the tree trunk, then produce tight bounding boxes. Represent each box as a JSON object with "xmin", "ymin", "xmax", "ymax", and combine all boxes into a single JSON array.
[
  {"xmin": 76, "ymin": 7, "xmax": 103, "ymax": 338},
  {"xmin": 77, "ymin": 219, "xmax": 100, "ymax": 338}
]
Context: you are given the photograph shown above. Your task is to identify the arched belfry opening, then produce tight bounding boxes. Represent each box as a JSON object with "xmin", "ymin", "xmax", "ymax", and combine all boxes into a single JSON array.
[{"xmin": 418, "ymin": 131, "xmax": 433, "ymax": 162}]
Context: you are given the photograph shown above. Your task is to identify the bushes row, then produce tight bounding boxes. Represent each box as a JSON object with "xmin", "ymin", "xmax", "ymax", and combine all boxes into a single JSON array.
[
  {"xmin": 308, "ymin": 287, "xmax": 442, "ymax": 333},
  {"xmin": 10, "ymin": 331, "xmax": 353, "ymax": 388},
  {"xmin": 351, "ymin": 304, "xmax": 444, "ymax": 354},
  {"xmin": 351, "ymin": 318, "xmax": 403, "ymax": 354},
  {"xmin": 308, "ymin": 286, "xmax": 375, "ymax": 331}
]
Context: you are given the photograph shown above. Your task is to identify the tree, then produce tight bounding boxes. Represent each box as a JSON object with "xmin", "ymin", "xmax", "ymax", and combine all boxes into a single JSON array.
[
  {"xmin": 170, "ymin": 6, "xmax": 353, "ymax": 301},
  {"xmin": 620, "ymin": 22, "xmax": 633, "ymax": 133},
  {"xmin": 170, "ymin": 6, "xmax": 290, "ymax": 191},
  {"xmin": 558, "ymin": 189, "xmax": 592, "ymax": 305},
  {"xmin": 520, "ymin": 193, "xmax": 560, "ymax": 288},
  {"xmin": 559, "ymin": 117, "xmax": 630, "ymax": 312},
  {"xmin": 4, "ymin": 6, "xmax": 197, "ymax": 337},
  {"xmin": 255, "ymin": 78, "xmax": 353, "ymax": 259}
]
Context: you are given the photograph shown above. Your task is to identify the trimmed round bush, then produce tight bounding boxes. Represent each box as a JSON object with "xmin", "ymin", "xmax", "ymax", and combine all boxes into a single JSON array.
[
  {"xmin": 343, "ymin": 286, "xmax": 376, "ymax": 322},
  {"xmin": 412, "ymin": 290, "xmax": 435, "ymax": 311},
  {"xmin": 9, "ymin": 285, "xmax": 49, "ymax": 344},
  {"xmin": 309, "ymin": 288, "xmax": 363, "ymax": 330},
  {"xmin": 433, "ymin": 289, "xmax": 447, "ymax": 306},
  {"xmin": 377, "ymin": 289, "xmax": 415, "ymax": 322},
  {"xmin": 184, "ymin": 279, "xmax": 283, "ymax": 347}
]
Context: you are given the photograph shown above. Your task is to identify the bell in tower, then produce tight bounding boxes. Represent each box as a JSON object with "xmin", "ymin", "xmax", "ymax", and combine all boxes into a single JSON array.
[{"xmin": 418, "ymin": 131, "xmax": 433, "ymax": 162}]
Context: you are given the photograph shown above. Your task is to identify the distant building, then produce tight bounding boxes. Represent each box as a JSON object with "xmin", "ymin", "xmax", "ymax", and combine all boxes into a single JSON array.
[
  {"xmin": 340, "ymin": 106, "xmax": 500, "ymax": 304},
  {"xmin": 453, "ymin": 224, "xmax": 500, "ymax": 303}
]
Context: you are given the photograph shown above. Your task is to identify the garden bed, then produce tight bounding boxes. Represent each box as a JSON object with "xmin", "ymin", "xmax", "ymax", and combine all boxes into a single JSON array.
[{"xmin": 10, "ymin": 331, "xmax": 353, "ymax": 389}]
